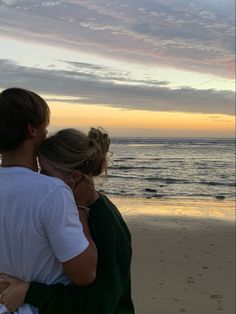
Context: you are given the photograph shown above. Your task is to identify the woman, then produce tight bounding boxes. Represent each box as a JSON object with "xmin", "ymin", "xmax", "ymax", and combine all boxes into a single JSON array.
[{"xmin": 0, "ymin": 128, "xmax": 135, "ymax": 314}]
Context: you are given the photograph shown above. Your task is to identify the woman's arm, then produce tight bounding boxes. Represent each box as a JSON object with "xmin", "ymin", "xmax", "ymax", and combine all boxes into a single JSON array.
[{"xmin": 0, "ymin": 277, "xmax": 100, "ymax": 314}]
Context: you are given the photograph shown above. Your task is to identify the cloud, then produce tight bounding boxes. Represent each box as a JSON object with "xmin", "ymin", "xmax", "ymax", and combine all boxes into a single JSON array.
[
  {"xmin": 1, "ymin": 0, "xmax": 17, "ymax": 5},
  {"xmin": 0, "ymin": 0, "xmax": 234, "ymax": 78},
  {"xmin": 0, "ymin": 58, "xmax": 234, "ymax": 116},
  {"xmin": 41, "ymin": 1, "xmax": 61, "ymax": 7},
  {"xmin": 59, "ymin": 60, "xmax": 169, "ymax": 86}
]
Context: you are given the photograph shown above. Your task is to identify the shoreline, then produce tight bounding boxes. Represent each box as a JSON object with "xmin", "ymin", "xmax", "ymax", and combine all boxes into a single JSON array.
[
  {"xmin": 110, "ymin": 196, "xmax": 235, "ymax": 314},
  {"xmin": 109, "ymin": 195, "xmax": 235, "ymax": 221}
]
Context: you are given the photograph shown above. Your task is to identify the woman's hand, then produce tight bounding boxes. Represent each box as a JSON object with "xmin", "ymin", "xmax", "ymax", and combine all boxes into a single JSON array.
[
  {"xmin": 0, "ymin": 274, "xmax": 29, "ymax": 312},
  {"xmin": 68, "ymin": 173, "xmax": 99, "ymax": 207}
]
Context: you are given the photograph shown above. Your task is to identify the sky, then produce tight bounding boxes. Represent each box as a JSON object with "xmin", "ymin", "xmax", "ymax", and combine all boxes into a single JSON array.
[{"xmin": 0, "ymin": 0, "xmax": 235, "ymax": 137}]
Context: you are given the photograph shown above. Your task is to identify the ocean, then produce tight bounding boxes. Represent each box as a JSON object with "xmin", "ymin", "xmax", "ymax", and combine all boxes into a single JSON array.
[{"xmin": 97, "ymin": 137, "xmax": 235, "ymax": 200}]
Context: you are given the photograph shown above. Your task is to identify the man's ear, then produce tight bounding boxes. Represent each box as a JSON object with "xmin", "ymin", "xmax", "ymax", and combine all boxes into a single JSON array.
[
  {"xmin": 27, "ymin": 124, "xmax": 37, "ymax": 137},
  {"xmin": 67, "ymin": 170, "xmax": 83, "ymax": 190}
]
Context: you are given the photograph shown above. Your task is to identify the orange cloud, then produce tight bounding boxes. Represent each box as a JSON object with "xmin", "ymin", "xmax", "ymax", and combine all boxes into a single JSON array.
[{"xmin": 49, "ymin": 101, "xmax": 235, "ymax": 137}]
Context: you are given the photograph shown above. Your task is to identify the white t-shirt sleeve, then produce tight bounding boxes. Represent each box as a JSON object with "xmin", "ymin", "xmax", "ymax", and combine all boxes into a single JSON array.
[{"xmin": 39, "ymin": 185, "xmax": 89, "ymax": 262}]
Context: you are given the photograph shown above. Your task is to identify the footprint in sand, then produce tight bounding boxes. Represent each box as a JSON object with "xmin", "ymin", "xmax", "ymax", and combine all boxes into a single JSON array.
[
  {"xmin": 209, "ymin": 294, "xmax": 222, "ymax": 299},
  {"xmin": 216, "ymin": 301, "xmax": 224, "ymax": 311},
  {"xmin": 217, "ymin": 266, "xmax": 224, "ymax": 271},
  {"xmin": 187, "ymin": 277, "xmax": 195, "ymax": 284},
  {"xmin": 209, "ymin": 295, "xmax": 224, "ymax": 311},
  {"xmin": 202, "ymin": 265, "xmax": 209, "ymax": 270}
]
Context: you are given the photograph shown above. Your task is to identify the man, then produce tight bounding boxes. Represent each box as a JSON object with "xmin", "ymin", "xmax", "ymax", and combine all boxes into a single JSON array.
[{"xmin": 0, "ymin": 88, "xmax": 97, "ymax": 314}]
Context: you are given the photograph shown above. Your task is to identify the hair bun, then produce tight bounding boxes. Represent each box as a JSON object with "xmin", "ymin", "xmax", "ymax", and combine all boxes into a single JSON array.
[{"xmin": 88, "ymin": 127, "xmax": 110, "ymax": 154}]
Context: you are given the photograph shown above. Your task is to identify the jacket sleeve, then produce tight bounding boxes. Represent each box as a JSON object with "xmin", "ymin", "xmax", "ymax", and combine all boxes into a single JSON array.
[{"xmin": 25, "ymin": 281, "xmax": 101, "ymax": 314}]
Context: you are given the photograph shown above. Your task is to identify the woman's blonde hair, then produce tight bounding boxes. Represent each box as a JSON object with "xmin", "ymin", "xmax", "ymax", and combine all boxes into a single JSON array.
[{"xmin": 39, "ymin": 127, "xmax": 110, "ymax": 177}]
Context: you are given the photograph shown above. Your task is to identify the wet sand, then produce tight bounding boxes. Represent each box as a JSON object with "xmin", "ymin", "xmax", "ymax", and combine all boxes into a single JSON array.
[{"xmin": 111, "ymin": 197, "xmax": 235, "ymax": 314}]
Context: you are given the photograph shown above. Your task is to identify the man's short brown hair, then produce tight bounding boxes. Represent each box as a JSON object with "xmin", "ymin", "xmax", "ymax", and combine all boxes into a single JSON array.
[{"xmin": 0, "ymin": 87, "xmax": 50, "ymax": 153}]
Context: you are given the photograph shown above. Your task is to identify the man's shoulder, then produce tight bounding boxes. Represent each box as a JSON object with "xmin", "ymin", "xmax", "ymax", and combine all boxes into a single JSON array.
[
  {"xmin": 28, "ymin": 173, "xmax": 75, "ymax": 210},
  {"xmin": 31, "ymin": 172, "xmax": 69, "ymax": 192},
  {"xmin": 36, "ymin": 172, "xmax": 64, "ymax": 185},
  {"xmin": 9, "ymin": 169, "xmax": 70, "ymax": 196},
  {"xmin": 0, "ymin": 166, "xmax": 66, "ymax": 190}
]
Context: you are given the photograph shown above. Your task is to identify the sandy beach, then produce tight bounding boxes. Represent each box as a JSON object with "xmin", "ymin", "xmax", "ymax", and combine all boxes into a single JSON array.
[{"xmin": 111, "ymin": 196, "xmax": 235, "ymax": 314}]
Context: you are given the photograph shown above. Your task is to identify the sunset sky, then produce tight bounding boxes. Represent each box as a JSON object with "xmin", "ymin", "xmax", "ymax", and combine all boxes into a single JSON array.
[{"xmin": 0, "ymin": 0, "xmax": 235, "ymax": 137}]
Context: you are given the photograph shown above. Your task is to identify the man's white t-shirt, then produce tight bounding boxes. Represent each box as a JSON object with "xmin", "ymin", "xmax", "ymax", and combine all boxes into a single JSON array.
[{"xmin": 0, "ymin": 166, "xmax": 89, "ymax": 314}]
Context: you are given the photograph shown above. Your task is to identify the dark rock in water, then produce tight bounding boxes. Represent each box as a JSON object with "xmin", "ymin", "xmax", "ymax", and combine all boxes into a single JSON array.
[
  {"xmin": 159, "ymin": 185, "xmax": 165, "ymax": 187},
  {"xmin": 145, "ymin": 188, "xmax": 157, "ymax": 193},
  {"xmin": 145, "ymin": 194, "xmax": 163, "ymax": 199},
  {"xmin": 215, "ymin": 195, "xmax": 225, "ymax": 200},
  {"xmin": 165, "ymin": 178, "xmax": 177, "ymax": 184},
  {"xmin": 153, "ymin": 194, "xmax": 164, "ymax": 198}
]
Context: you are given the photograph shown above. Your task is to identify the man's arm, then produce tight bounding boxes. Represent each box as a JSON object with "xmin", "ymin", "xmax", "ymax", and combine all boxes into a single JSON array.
[
  {"xmin": 0, "ymin": 244, "xmax": 132, "ymax": 314},
  {"xmin": 62, "ymin": 174, "xmax": 99, "ymax": 286},
  {"xmin": 25, "ymin": 244, "xmax": 132, "ymax": 314},
  {"xmin": 0, "ymin": 282, "xmax": 8, "ymax": 293},
  {"xmin": 62, "ymin": 209, "xmax": 97, "ymax": 286},
  {"xmin": 41, "ymin": 186, "xmax": 97, "ymax": 286},
  {"xmin": 25, "ymin": 247, "xmax": 134, "ymax": 314}
]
